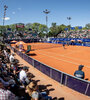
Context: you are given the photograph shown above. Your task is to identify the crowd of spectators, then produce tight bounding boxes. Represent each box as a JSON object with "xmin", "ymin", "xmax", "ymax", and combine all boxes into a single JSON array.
[
  {"xmin": 57, "ymin": 30, "xmax": 90, "ymax": 38},
  {"xmin": 0, "ymin": 43, "xmax": 52, "ymax": 100},
  {"xmin": 3, "ymin": 29, "xmax": 90, "ymax": 41},
  {"xmin": 6, "ymin": 31, "xmax": 40, "ymax": 40}
]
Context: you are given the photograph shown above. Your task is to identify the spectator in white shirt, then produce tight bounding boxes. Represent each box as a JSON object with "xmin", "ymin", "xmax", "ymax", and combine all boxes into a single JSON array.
[
  {"xmin": 4, "ymin": 50, "xmax": 8, "ymax": 58},
  {"xmin": 9, "ymin": 53, "xmax": 15, "ymax": 63},
  {"xmin": 19, "ymin": 66, "xmax": 30, "ymax": 86}
]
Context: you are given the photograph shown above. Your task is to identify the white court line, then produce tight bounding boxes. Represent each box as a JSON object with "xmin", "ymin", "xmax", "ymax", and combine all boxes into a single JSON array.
[
  {"xmin": 57, "ymin": 45, "xmax": 90, "ymax": 56},
  {"xmin": 35, "ymin": 51, "xmax": 90, "ymax": 68},
  {"xmin": 37, "ymin": 49, "xmax": 90, "ymax": 64},
  {"xmin": 36, "ymin": 51, "xmax": 79, "ymax": 65},
  {"xmin": 61, "ymin": 46, "xmax": 85, "ymax": 56}
]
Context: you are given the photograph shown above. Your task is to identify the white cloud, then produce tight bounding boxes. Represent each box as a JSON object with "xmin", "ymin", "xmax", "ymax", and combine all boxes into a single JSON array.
[
  {"xmin": 18, "ymin": 8, "xmax": 21, "ymax": 10},
  {"xmin": 12, "ymin": 12, "xmax": 15, "ymax": 14},
  {"xmin": 3, "ymin": 17, "xmax": 10, "ymax": 21}
]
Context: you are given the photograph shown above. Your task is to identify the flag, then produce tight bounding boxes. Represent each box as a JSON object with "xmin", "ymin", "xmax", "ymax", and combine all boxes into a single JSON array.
[
  {"xmin": 64, "ymin": 28, "xmax": 68, "ymax": 31},
  {"xmin": 71, "ymin": 27, "xmax": 75, "ymax": 30},
  {"xmin": 78, "ymin": 26, "xmax": 82, "ymax": 29},
  {"xmin": 8, "ymin": 28, "xmax": 11, "ymax": 31}
]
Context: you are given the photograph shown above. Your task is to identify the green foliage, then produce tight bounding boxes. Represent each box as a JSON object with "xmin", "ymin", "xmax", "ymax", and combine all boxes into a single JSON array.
[
  {"xmin": 85, "ymin": 23, "xmax": 90, "ymax": 29},
  {"xmin": 25, "ymin": 23, "xmax": 47, "ymax": 37},
  {"xmin": 82, "ymin": 27, "xmax": 87, "ymax": 30},
  {"xmin": 75, "ymin": 26, "xmax": 79, "ymax": 31},
  {"xmin": 9, "ymin": 24, "xmax": 16, "ymax": 31},
  {"xmin": 49, "ymin": 23, "xmax": 67, "ymax": 37},
  {"xmin": 38, "ymin": 32, "xmax": 45, "ymax": 38},
  {"xmin": 0, "ymin": 22, "xmax": 89, "ymax": 38}
]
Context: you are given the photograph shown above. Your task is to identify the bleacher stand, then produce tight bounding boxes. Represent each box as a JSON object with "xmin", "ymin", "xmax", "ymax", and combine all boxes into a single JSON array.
[{"xmin": 0, "ymin": 42, "xmax": 53, "ymax": 100}]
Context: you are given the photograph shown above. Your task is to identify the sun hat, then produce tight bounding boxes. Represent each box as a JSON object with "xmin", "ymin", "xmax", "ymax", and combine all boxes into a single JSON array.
[{"xmin": 28, "ymin": 82, "xmax": 35, "ymax": 89}]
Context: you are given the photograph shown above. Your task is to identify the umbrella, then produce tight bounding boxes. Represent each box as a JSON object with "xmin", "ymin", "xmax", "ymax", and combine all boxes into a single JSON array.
[
  {"xmin": 16, "ymin": 41, "xmax": 26, "ymax": 45},
  {"xmin": 77, "ymin": 40, "xmax": 82, "ymax": 42},
  {"xmin": 11, "ymin": 40, "xmax": 17, "ymax": 42},
  {"xmin": 77, "ymin": 40, "xmax": 82, "ymax": 41},
  {"xmin": 11, "ymin": 40, "xmax": 17, "ymax": 44},
  {"xmin": 71, "ymin": 40, "xmax": 75, "ymax": 42}
]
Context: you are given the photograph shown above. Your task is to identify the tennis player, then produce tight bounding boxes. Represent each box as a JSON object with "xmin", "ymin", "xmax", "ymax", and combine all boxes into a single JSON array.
[{"xmin": 62, "ymin": 42, "xmax": 65, "ymax": 49}]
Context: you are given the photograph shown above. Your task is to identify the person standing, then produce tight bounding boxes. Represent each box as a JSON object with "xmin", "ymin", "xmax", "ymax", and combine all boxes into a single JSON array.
[
  {"xmin": 19, "ymin": 66, "xmax": 30, "ymax": 86},
  {"xmin": 62, "ymin": 42, "xmax": 65, "ymax": 49}
]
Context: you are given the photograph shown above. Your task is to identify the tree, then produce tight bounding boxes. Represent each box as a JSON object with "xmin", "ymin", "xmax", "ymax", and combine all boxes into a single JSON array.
[
  {"xmin": 85, "ymin": 23, "xmax": 90, "ymax": 29},
  {"xmin": 39, "ymin": 24, "xmax": 47, "ymax": 33},
  {"xmin": 58, "ymin": 24, "xmax": 67, "ymax": 32},
  {"xmin": 31, "ymin": 23, "xmax": 40, "ymax": 33},
  {"xmin": 0, "ymin": 27, "xmax": 3, "ymax": 36},
  {"xmin": 49, "ymin": 23, "xmax": 67, "ymax": 37},
  {"xmin": 9, "ymin": 24, "xmax": 16, "ymax": 31},
  {"xmin": 49, "ymin": 23, "xmax": 59, "ymax": 37},
  {"xmin": 75, "ymin": 26, "xmax": 79, "ymax": 31},
  {"xmin": 25, "ymin": 23, "xmax": 32, "ymax": 31}
]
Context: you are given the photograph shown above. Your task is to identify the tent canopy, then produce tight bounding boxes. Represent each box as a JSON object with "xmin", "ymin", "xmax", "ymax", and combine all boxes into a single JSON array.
[
  {"xmin": 16, "ymin": 41, "xmax": 26, "ymax": 45},
  {"xmin": 11, "ymin": 40, "xmax": 17, "ymax": 43}
]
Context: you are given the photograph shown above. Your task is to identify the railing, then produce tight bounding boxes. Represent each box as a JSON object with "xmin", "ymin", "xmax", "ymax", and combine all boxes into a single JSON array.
[{"xmin": 9, "ymin": 46, "xmax": 90, "ymax": 96}]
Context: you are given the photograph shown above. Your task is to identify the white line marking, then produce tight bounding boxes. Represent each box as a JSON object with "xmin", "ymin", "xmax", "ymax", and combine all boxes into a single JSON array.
[
  {"xmin": 35, "ymin": 50, "xmax": 90, "ymax": 68},
  {"xmin": 38, "ymin": 49, "xmax": 90, "ymax": 64},
  {"xmin": 36, "ymin": 51, "xmax": 79, "ymax": 65}
]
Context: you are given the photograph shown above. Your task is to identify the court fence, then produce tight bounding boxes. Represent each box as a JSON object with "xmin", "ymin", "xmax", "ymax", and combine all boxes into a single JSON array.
[
  {"xmin": 49, "ymin": 38, "xmax": 90, "ymax": 47},
  {"xmin": 9, "ymin": 45, "xmax": 90, "ymax": 96}
]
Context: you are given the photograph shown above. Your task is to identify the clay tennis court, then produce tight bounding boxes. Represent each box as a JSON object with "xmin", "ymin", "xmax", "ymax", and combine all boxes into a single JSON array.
[{"xmin": 12, "ymin": 42, "xmax": 90, "ymax": 81}]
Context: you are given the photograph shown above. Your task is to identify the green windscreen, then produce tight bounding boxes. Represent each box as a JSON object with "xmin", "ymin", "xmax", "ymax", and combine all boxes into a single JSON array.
[{"xmin": 27, "ymin": 45, "xmax": 31, "ymax": 50}]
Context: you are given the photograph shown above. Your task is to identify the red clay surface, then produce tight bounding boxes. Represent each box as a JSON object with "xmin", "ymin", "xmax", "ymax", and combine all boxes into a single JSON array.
[{"xmin": 12, "ymin": 42, "xmax": 90, "ymax": 81}]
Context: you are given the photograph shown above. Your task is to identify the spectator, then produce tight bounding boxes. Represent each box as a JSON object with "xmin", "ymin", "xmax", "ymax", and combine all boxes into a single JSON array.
[
  {"xmin": 3, "ymin": 49, "xmax": 8, "ymax": 59},
  {"xmin": 0, "ymin": 81, "xmax": 18, "ymax": 100},
  {"xmin": 19, "ymin": 66, "xmax": 30, "ymax": 86},
  {"xmin": 26, "ymin": 81, "xmax": 39, "ymax": 100},
  {"xmin": 9, "ymin": 53, "xmax": 15, "ymax": 63},
  {"xmin": 74, "ymin": 65, "xmax": 85, "ymax": 79}
]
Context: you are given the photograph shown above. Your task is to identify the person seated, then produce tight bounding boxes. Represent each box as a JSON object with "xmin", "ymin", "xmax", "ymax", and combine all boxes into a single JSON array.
[
  {"xmin": 26, "ymin": 81, "xmax": 52, "ymax": 100},
  {"xmin": 25, "ymin": 49, "xmax": 30, "ymax": 54},
  {"xmin": 0, "ymin": 81, "xmax": 18, "ymax": 100},
  {"xmin": 25, "ymin": 45, "xmax": 31, "ymax": 54},
  {"xmin": 19, "ymin": 44, "xmax": 25, "ymax": 52},
  {"xmin": 9, "ymin": 53, "xmax": 15, "ymax": 64},
  {"xmin": 25, "ymin": 81, "xmax": 39, "ymax": 100},
  {"xmin": 0, "ymin": 70, "xmax": 16, "ymax": 87},
  {"xmin": 74, "ymin": 65, "xmax": 85, "ymax": 79}
]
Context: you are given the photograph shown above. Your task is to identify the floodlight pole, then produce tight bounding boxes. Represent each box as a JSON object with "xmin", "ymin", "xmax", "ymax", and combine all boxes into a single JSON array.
[
  {"xmin": 2, "ymin": 5, "xmax": 8, "ymax": 40},
  {"xmin": 43, "ymin": 9, "xmax": 50, "ymax": 33},
  {"xmin": 3, "ymin": 5, "xmax": 8, "ymax": 26},
  {"xmin": 67, "ymin": 17, "xmax": 71, "ymax": 31}
]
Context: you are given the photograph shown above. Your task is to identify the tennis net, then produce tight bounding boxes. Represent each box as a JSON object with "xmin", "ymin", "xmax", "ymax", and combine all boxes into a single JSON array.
[{"xmin": 28, "ymin": 43, "xmax": 62, "ymax": 50}]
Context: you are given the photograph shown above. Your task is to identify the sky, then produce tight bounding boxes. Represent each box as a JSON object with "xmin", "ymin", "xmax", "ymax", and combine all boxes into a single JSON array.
[{"xmin": 0, "ymin": 0, "xmax": 90, "ymax": 27}]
